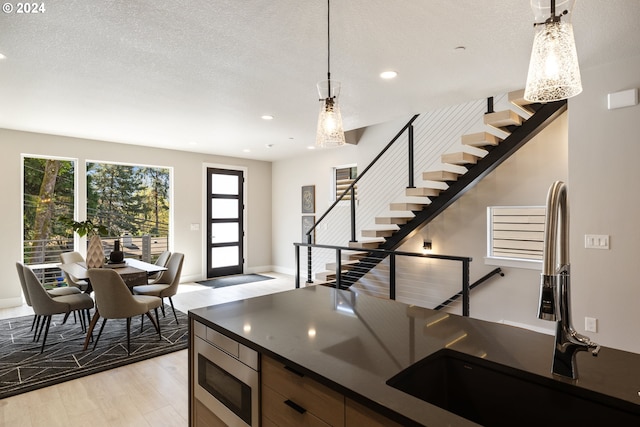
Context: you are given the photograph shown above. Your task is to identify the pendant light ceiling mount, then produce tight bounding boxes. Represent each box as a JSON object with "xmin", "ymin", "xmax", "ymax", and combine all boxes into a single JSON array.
[
  {"xmin": 316, "ymin": 0, "xmax": 346, "ymax": 148},
  {"xmin": 524, "ymin": 0, "xmax": 582, "ymax": 103}
]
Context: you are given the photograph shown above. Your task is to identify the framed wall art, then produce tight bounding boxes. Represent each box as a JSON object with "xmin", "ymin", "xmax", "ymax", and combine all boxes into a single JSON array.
[{"xmin": 301, "ymin": 185, "xmax": 315, "ymax": 213}]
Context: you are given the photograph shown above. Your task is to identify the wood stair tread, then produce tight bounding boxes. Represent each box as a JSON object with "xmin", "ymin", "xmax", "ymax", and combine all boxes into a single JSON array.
[
  {"xmin": 361, "ymin": 229, "xmax": 395, "ymax": 238},
  {"xmin": 461, "ymin": 132, "xmax": 500, "ymax": 147},
  {"xmin": 422, "ymin": 170, "xmax": 460, "ymax": 182},
  {"xmin": 508, "ymin": 89, "xmax": 536, "ymax": 119},
  {"xmin": 389, "ymin": 202, "xmax": 426, "ymax": 211},
  {"xmin": 325, "ymin": 260, "xmax": 359, "ymax": 270},
  {"xmin": 405, "ymin": 187, "xmax": 440, "ymax": 197},
  {"xmin": 349, "ymin": 240, "xmax": 382, "ymax": 249},
  {"xmin": 375, "ymin": 216, "xmax": 412, "ymax": 225},
  {"xmin": 441, "ymin": 152, "xmax": 478, "ymax": 165},
  {"xmin": 484, "ymin": 110, "xmax": 522, "ymax": 128}
]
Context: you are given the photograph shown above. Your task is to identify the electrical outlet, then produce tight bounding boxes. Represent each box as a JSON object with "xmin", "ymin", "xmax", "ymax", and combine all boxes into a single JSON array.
[{"xmin": 585, "ymin": 317, "xmax": 598, "ymax": 333}]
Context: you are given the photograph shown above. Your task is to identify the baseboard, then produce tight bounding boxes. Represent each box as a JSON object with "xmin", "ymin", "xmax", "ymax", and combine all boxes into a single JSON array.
[
  {"xmin": 271, "ymin": 265, "xmax": 296, "ymax": 276},
  {"xmin": 0, "ymin": 297, "xmax": 25, "ymax": 309}
]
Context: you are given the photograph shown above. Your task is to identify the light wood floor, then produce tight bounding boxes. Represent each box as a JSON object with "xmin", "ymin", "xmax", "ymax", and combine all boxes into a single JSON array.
[{"xmin": 0, "ymin": 272, "xmax": 296, "ymax": 427}]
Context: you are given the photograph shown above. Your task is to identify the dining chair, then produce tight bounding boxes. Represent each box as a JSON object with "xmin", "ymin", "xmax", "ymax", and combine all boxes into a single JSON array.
[
  {"xmin": 147, "ymin": 250, "xmax": 171, "ymax": 285},
  {"xmin": 132, "ymin": 252, "xmax": 184, "ymax": 324},
  {"xmin": 88, "ymin": 268, "xmax": 163, "ymax": 355},
  {"xmin": 22, "ymin": 265, "xmax": 95, "ymax": 353},
  {"xmin": 59, "ymin": 251, "xmax": 90, "ymax": 291},
  {"xmin": 16, "ymin": 262, "xmax": 83, "ymax": 333}
]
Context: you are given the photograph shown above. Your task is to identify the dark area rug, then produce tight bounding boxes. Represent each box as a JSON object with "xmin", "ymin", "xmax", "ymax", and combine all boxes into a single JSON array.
[
  {"xmin": 0, "ymin": 305, "xmax": 188, "ymax": 399},
  {"xmin": 197, "ymin": 273, "xmax": 274, "ymax": 288}
]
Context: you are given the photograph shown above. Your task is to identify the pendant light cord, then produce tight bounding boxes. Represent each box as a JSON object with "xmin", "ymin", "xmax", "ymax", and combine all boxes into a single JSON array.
[{"xmin": 327, "ymin": 0, "xmax": 332, "ymax": 90}]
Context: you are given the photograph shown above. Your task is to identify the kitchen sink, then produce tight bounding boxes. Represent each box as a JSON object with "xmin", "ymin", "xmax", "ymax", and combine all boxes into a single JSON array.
[{"xmin": 386, "ymin": 349, "xmax": 639, "ymax": 426}]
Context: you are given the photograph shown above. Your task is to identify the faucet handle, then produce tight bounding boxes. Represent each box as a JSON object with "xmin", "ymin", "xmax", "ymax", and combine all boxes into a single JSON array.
[{"xmin": 591, "ymin": 345, "xmax": 601, "ymax": 356}]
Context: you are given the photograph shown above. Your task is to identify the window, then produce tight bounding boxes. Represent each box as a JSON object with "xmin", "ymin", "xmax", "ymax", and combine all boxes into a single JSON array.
[
  {"xmin": 334, "ymin": 165, "xmax": 357, "ymax": 202},
  {"xmin": 21, "ymin": 156, "xmax": 171, "ymax": 286},
  {"xmin": 87, "ymin": 162, "xmax": 171, "ymax": 261},
  {"xmin": 486, "ymin": 206, "xmax": 545, "ymax": 270},
  {"xmin": 22, "ymin": 155, "xmax": 76, "ymax": 285}
]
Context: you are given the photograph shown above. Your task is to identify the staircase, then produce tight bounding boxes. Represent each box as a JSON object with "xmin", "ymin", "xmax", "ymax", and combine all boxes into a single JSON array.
[{"xmin": 316, "ymin": 89, "xmax": 567, "ymax": 288}]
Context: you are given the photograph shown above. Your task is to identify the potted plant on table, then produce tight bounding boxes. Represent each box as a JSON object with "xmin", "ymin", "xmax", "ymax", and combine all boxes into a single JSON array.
[{"xmin": 61, "ymin": 218, "xmax": 109, "ymax": 269}]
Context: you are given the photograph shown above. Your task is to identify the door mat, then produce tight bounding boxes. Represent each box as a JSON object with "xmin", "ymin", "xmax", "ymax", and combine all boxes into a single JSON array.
[
  {"xmin": 197, "ymin": 274, "xmax": 274, "ymax": 288},
  {"xmin": 0, "ymin": 305, "xmax": 188, "ymax": 399}
]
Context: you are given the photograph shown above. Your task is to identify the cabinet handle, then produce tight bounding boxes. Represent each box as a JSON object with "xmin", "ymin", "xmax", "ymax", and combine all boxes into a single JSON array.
[
  {"xmin": 284, "ymin": 399, "xmax": 307, "ymax": 414},
  {"xmin": 284, "ymin": 365, "xmax": 305, "ymax": 377}
]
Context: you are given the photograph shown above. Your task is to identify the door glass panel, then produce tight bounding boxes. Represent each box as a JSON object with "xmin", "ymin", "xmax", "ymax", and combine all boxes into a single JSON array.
[
  {"xmin": 211, "ymin": 199, "xmax": 238, "ymax": 219},
  {"xmin": 211, "ymin": 174, "xmax": 238, "ymax": 195},
  {"xmin": 210, "ymin": 223, "xmax": 238, "ymax": 244},
  {"xmin": 211, "ymin": 247, "xmax": 239, "ymax": 268}
]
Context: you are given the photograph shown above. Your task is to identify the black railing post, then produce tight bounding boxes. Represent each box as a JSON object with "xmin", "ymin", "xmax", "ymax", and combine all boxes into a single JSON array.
[
  {"xmin": 306, "ymin": 235, "xmax": 313, "ymax": 284},
  {"xmin": 407, "ymin": 124, "xmax": 415, "ymax": 188},
  {"xmin": 389, "ymin": 253, "xmax": 396, "ymax": 300},
  {"xmin": 486, "ymin": 96, "xmax": 494, "ymax": 114},
  {"xmin": 295, "ymin": 244, "xmax": 300, "ymax": 288},
  {"xmin": 350, "ymin": 187, "xmax": 357, "ymax": 242},
  {"xmin": 462, "ymin": 259, "xmax": 470, "ymax": 316},
  {"xmin": 335, "ymin": 249, "xmax": 342, "ymax": 290}
]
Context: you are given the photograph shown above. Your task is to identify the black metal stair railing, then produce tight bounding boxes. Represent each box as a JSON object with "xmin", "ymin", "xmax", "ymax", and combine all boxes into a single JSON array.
[
  {"xmin": 340, "ymin": 99, "xmax": 568, "ymax": 287},
  {"xmin": 295, "ymin": 242, "xmax": 475, "ymax": 315},
  {"xmin": 306, "ymin": 114, "xmax": 420, "ymax": 245},
  {"xmin": 434, "ymin": 267, "xmax": 504, "ymax": 311}
]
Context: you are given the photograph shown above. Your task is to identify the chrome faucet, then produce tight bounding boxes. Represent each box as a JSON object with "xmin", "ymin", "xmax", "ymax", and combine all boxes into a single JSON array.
[{"xmin": 537, "ymin": 181, "xmax": 600, "ymax": 379}]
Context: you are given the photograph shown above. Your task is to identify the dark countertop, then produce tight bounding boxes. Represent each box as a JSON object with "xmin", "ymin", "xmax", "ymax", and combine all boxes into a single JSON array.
[{"xmin": 188, "ymin": 285, "xmax": 640, "ymax": 426}]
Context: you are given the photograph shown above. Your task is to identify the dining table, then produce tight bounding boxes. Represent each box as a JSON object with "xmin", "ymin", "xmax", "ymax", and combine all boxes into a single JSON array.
[{"xmin": 58, "ymin": 258, "xmax": 168, "ymax": 350}]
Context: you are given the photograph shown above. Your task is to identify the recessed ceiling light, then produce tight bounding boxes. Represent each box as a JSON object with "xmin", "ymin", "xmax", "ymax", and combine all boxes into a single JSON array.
[
  {"xmin": 265, "ymin": 144, "xmax": 274, "ymax": 148},
  {"xmin": 307, "ymin": 146, "xmax": 316, "ymax": 150},
  {"xmin": 188, "ymin": 141, "xmax": 198, "ymax": 146},
  {"xmin": 261, "ymin": 115, "xmax": 274, "ymax": 120},
  {"xmin": 243, "ymin": 148, "xmax": 251, "ymax": 153},
  {"xmin": 380, "ymin": 71, "xmax": 398, "ymax": 79},
  {"xmin": 0, "ymin": 53, "xmax": 6, "ymax": 60}
]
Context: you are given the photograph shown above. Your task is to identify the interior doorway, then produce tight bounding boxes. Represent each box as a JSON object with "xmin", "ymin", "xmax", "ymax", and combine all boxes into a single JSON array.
[{"xmin": 206, "ymin": 167, "xmax": 244, "ymax": 278}]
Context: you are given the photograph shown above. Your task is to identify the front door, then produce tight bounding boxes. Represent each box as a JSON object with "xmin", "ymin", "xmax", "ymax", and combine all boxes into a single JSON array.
[{"xmin": 206, "ymin": 168, "xmax": 244, "ymax": 277}]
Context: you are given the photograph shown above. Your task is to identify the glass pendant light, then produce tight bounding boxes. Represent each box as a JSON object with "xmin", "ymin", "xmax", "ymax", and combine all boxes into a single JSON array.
[
  {"xmin": 316, "ymin": 0, "xmax": 346, "ymax": 148},
  {"xmin": 524, "ymin": 0, "xmax": 582, "ymax": 102}
]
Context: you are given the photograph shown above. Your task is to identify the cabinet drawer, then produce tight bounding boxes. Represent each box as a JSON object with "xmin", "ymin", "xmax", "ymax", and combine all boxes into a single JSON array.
[
  {"xmin": 345, "ymin": 398, "xmax": 403, "ymax": 427},
  {"xmin": 262, "ymin": 356, "xmax": 344, "ymax": 427},
  {"xmin": 262, "ymin": 384, "xmax": 332, "ymax": 427}
]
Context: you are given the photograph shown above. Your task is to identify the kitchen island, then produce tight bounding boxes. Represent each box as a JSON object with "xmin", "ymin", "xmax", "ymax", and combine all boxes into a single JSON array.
[{"xmin": 188, "ymin": 285, "xmax": 640, "ymax": 426}]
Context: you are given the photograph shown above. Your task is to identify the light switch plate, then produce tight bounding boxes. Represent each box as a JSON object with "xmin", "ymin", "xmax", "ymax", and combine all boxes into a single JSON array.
[
  {"xmin": 585, "ymin": 317, "xmax": 597, "ymax": 333},
  {"xmin": 585, "ymin": 234, "xmax": 609, "ymax": 249}
]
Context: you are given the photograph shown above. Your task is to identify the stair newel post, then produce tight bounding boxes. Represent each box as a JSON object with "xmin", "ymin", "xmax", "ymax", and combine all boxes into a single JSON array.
[
  {"xmin": 462, "ymin": 259, "xmax": 470, "ymax": 317},
  {"xmin": 349, "ymin": 187, "xmax": 357, "ymax": 242},
  {"xmin": 389, "ymin": 252, "xmax": 396, "ymax": 300},
  {"xmin": 306, "ymin": 234, "xmax": 314, "ymax": 284},
  {"xmin": 335, "ymin": 249, "xmax": 342, "ymax": 290},
  {"xmin": 407, "ymin": 124, "xmax": 415, "ymax": 188}
]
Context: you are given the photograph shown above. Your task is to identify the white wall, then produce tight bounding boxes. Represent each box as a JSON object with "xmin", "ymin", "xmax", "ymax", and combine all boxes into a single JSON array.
[
  {"xmin": 568, "ymin": 54, "xmax": 640, "ymax": 353},
  {"xmin": 0, "ymin": 129, "xmax": 272, "ymax": 306}
]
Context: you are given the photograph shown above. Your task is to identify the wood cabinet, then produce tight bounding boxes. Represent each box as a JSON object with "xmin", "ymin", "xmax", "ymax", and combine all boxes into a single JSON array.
[
  {"xmin": 262, "ymin": 355, "xmax": 345, "ymax": 427},
  {"xmin": 345, "ymin": 398, "xmax": 404, "ymax": 427}
]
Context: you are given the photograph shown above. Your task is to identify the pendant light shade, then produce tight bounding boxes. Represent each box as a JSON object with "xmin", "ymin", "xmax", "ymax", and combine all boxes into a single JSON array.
[
  {"xmin": 524, "ymin": 0, "xmax": 582, "ymax": 102},
  {"xmin": 316, "ymin": 80, "xmax": 346, "ymax": 147},
  {"xmin": 316, "ymin": 0, "xmax": 346, "ymax": 148}
]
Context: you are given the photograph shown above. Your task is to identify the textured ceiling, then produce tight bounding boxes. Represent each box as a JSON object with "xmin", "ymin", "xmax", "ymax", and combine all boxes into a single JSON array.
[{"xmin": 0, "ymin": 1, "xmax": 639, "ymax": 161}]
